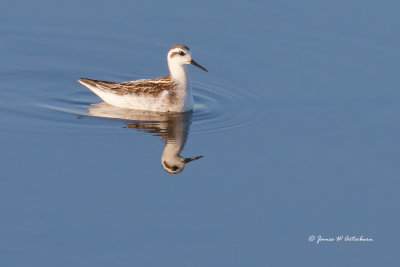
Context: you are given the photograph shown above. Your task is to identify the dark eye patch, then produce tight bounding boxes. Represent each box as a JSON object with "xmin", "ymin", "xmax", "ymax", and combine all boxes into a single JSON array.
[{"xmin": 170, "ymin": 51, "xmax": 185, "ymax": 58}]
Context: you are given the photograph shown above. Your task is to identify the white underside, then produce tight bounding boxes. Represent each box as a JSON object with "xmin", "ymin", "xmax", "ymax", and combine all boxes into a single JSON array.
[
  {"xmin": 80, "ymin": 55, "xmax": 196, "ymax": 113},
  {"xmin": 81, "ymin": 82, "xmax": 193, "ymax": 113}
]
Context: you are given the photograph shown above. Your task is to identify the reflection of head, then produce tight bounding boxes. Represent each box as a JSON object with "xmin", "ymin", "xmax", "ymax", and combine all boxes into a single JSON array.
[
  {"xmin": 87, "ymin": 103, "xmax": 203, "ymax": 175},
  {"xmin": 162, "ymin": 155, "xmax": 203, "ymax": 174}
]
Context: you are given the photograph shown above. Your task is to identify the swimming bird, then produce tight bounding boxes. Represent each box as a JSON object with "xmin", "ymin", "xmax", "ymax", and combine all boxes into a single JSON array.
[{"xmin": 78, "ymin": 44, "xmax": 208, "ymax": 113}]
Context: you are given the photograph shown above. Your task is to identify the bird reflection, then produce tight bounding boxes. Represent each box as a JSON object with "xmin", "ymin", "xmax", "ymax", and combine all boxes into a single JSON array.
[{"xmin": 87, "ymin": 102, "xmax": 202, "ymax": 174}]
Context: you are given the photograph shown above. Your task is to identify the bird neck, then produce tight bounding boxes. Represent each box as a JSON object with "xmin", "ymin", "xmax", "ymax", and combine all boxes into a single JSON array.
[
  {"xmin": 168, "ymin": 63, "xmax": 188, "ymax": 86},
  {"xmin": 168, "ymin": 63, "xmax": 193, "ymax": 111}
]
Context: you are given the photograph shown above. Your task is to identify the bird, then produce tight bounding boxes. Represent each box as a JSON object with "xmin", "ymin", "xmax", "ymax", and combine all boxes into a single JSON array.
[
  {"xmin": 78, "ymin": 44, "xmax": 208, "ymax": 113},
  {"xmin": 87, "ymin": 102, "xmax": 203, "ymax": 174}
]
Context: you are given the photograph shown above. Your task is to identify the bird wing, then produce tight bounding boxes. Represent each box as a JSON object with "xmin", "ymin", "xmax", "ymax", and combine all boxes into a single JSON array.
[{"xmin": 79, "ymin": 75, "xmax": 175, "ymax": 96}]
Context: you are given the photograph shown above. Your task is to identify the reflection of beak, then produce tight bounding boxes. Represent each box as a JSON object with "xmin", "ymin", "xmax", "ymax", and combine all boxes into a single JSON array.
[
  {"xmin": 183, "ymin": 155, "xmax": 203, "ymax": 163},
  {"xmin": 190, "ymin": 60, "xmax": 208, "ymax": 72}
]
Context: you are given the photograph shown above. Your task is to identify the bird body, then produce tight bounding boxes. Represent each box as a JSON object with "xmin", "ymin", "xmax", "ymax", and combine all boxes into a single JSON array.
[{"xmin": 78, "ymin": 44, "xmax": 207, "ymax": 112}]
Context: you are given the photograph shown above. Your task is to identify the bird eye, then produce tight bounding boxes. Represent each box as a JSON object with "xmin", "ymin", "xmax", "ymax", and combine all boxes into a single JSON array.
[
  {"xmin": 172, "ymin": 166, "xmax": 178, "ymax": 171},
  {"xmin": 179, "ymin": 51, "xmax": 185, "ymax": 56}
]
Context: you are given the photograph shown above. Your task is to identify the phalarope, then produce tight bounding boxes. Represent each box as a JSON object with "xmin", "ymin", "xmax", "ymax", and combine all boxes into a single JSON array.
[{"xmin": 78, "ymin": 44, "xmax": 208, "ymax": 113}]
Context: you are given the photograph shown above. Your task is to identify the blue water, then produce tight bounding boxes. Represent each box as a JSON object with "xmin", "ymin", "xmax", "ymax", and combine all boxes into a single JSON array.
[{"xmin": 1, "ymin": 0, "xmax": 399, "ymax": 266}]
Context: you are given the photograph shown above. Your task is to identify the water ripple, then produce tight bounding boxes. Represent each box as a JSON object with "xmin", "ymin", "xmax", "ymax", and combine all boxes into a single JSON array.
[
  {"xmin": 191, "ymin": 80, "xmax": 264, "ymax": 134},
  {"xmin": 0, "ymin": 70, "xmax": 265, "ymax": 135}
]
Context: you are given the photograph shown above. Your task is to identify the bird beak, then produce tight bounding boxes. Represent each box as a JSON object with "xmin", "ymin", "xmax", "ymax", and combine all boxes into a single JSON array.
[
  {"xmin": 190, "ymin": 60, "xmax": 208, "ymax": 72},
  {"xmin": 183, "ymin": 155, "xmax": 203, "ymax": 163}
]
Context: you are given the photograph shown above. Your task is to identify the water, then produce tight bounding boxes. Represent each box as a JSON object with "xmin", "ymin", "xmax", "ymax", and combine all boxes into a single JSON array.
[{"xmin": 1, "ymin": 0, "xmax": 399, "ymax": 266}]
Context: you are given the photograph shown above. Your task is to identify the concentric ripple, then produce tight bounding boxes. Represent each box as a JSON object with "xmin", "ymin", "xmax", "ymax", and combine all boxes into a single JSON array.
[
  {"xmin": 0, "ymin": 29, "xmax": 265, "ymax": 135},
  {"xmin": 191, "ymin": 80, "xmax": 265, "ymax": 134},
  {"xmin": 0, "ymin": 69, "xmax": 265, "ymax": 135}
]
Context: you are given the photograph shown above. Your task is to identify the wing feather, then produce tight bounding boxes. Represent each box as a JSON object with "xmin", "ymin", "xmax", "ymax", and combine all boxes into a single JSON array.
[{"xmin": 79, "ymin": 75, "xmax": 176, "ymax": 96}]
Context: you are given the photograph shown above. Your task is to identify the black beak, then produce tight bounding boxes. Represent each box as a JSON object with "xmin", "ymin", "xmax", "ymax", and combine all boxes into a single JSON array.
[
  {"xmin": 190, "ymin": 60, "xmax": 208, "ymax": 72},
  {"xmin": 183, "ymin": 155, "xmax": 203, "ymax": 163}
]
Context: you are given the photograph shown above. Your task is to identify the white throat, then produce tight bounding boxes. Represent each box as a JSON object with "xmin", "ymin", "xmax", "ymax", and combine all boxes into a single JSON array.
[
  {"xmin": 168, "ymin": 62, "xmax": 188, "ymax": 85},
  {"xmin": 168, "ymin": 62, "xmax": 193, "ymax": 111}
]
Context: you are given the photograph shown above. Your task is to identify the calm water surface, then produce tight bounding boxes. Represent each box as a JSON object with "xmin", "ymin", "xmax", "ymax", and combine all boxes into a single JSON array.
[{"xmin": 1, "ymin": 0, "xmax": 399, "ymax": 266}]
